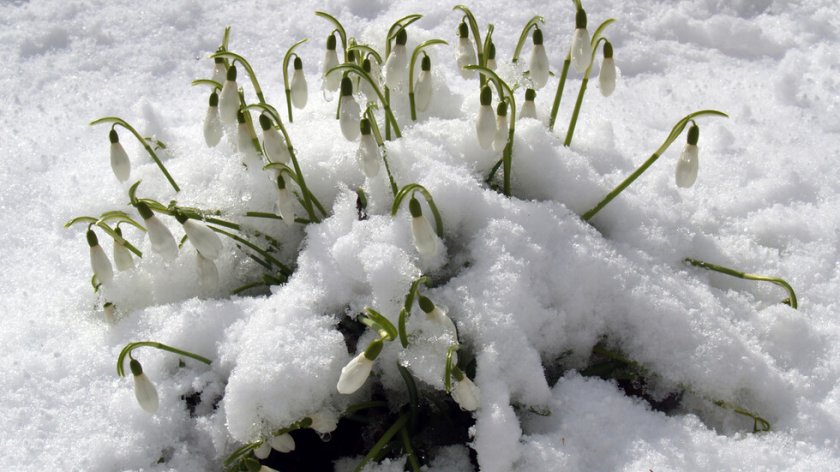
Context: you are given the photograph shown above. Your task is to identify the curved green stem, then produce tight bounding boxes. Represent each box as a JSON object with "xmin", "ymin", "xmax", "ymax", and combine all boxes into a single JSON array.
[
  {"xmin": 398, "ymin": 276, "xmax": 431, "ymax": 347},
  {"xmin": 353, "ymin": 413, "xmax": 409, "ymax": 472},
  {"xmin": 328, "ymin": 63, "xmax": 401, "ymax": 138},
  {"xmin": 444, "ymin": 344, "xmax": 459, "ymax": 393},
  {"xmin": 211, "ymin": 51, "xmax": 266, "ymax": 104},
  {"xmin": 581, "ymin": 109, "xmax": 728, "ymax": 221},
  {"xmin": 548, "ymin": 55, "xmax": 571, "ymax": 130},
  {"xmin": 282, "ymin": 38, "xmax": 308, "ymax": 123},
  {"xmin": 453, "ymin": 5, "xmax": 485, "ymax": 85},
  {"xmin": 364, "ymin": 106, "xmax": 399, "ymax": 196},
  {"xmin": 400, "ymin": 427, "xmax": 421, "ymax": 472},
  {"xmin": 391, "ymin": 184, "xmax": 444, "ymax": 237},
  {"xmin": 511, "ymin": 15, "xmax": 545, "ymax": 63},
  {"xmin": 408, "ymin": 39, "xmax": 449, "ymax": 120},
  {"xmin": 210, "ymin": 225, "xmax": 291, "ymax": 275},
  {"xmin": 363, "ymin": 307, "xmax": 398, "ymax": 341},
  {"xmin": 315, "ymin": 11, "xmax": 348, "ymax": 59},
  {"xmin": 348, "ymin": 44, "xmax": 383, "ymax": 65},
  {"xmin": 397, "ymin": 363, "xmax": 420, "ymax": 431},
  {"xmin": 564, "ymin": 20, "xmax": 615, "ymax": 146},
  {"xmin": 191, "ymin": 79, "xmax": 222, "ymax": 90},
  {"xmin": 90, "ymin": 117, "xmax": 180, "ymax": 192},
  {"xmin": 385, "ymin": 14, "xmax": 423, "ymax": 57},
  {"xmin": 116, "ymin": 341, "xmax": 211, "ymax": 377},
  {"xmin": 684, "ymin": 258, "xmax": 798, "ymax": 309}
]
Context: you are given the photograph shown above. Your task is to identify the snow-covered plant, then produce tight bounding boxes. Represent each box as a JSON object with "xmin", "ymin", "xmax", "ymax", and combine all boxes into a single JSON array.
[
  {"xmin": 391, "ymin": 184, "xmax": 444, "ymax": 258},
  {"xmin": 66, "ymin": 212, "xmax": 145, "ymax": 289},
  {"xmin": 136, "ymin": 201, "xmax": 179, "ymax": 260},
  {"xmin": 684, "ymin": 257, "xmax": 798, "ymax": 309},
  {"xmin": 445, "ymin": 345, "xmax": 480, "ymax": 411},
  {"xmin": 418, "ymin": 296, "xmax": 457, "ymax": 335},
  {"xmin": 337, "ymin": 338, "xmax": 382, "ymax": 394}
]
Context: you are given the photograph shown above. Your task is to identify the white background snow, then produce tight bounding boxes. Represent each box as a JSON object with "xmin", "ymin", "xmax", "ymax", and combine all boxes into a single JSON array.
[{"xmin": 1, "ymin": 0, "xmax": 839, "ymax": 470}]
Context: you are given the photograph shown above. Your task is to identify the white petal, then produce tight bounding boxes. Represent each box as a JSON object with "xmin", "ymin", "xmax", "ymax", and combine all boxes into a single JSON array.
[
  {"xmin": 309, "ymin": 410, "xmax": 339, "ymax": 434},
  {"xmin": 212, "ymin": 62, "xmax": 226, "ymax": 85},
  {"xmin": 290, "ymin": 69, "xmax": 308, "ymax": 109},
  {"xmin": 486, "ymin": 58, "xmax": 497, "ymax": 71},
  {"xmin": 337, "ymin": 353, "xmax": 374, "ymax": 394},
  {"xmin": 357, "ymin": 134, "xmax": 380, "ymax": 177},
  {"xmin": 145, "ymin": 216, "xmax": 178, "ymax": 260},
  {"xmin": 90, "ymin": 244, "xmax": 114, "ymax": 285},
  {"xmin": 415, "ymin": 70, "xmax": 433, "ymax": 112},
  {"xmin": 451, "ymin": 377, "xmax": 481, "ymax": 411},
  {"xmin": 110, "ymin": 142, "xmax": 131, "ymax": 182},
  {"xmin": 476, "ymin": 105, "xmax": 496, "ymax": 149},
  {"xmin": 103, "ymin": 303, "xmax": 117, "ymax": 323},
  {"xmin": 520, "ymin": 101, "xmax": 537, "ymax": 120},
  {"xmin": 219, "ymin": 79, "xmax": 240, "ymax": 124},
  {"xmin": 599, "ymin": 57, "xmax": 617, "ymax": 97},
  {"xmin": 412, "ymin": 215, "xmax": 438, "ymax": 257},
  {"xmin": 493, "ymin": 115, "xmax": 509, "ymax": 152},
  {"xmin": 275, "ymin": 187, "xmax": 295, "ymax": 226},
  {"xmin": 113, "ymin": 241, "xmax": 135, "ymax": 272},
  {"xmin": 196, "ymin": 252, "xmax": 219, "ymax": 288},
  {"xmin": 263, "ymin": 128, "xmax": 290, "ymax": 165},
  {"xmin": 426, "ymin": 306, "xmax": 457, "ymax": 336},
  {"xmin": 183, "ymin": 219, "xmax": 223, "ymax": 260},
  {"xmin": 254, "ymin": 441, "xmax": 271, "ymax": 460},
  {"xmin": 340, "ymin": 95, "xmax": 361, "ymax": 141},
  {"xmin": 203, "ymin": 106, "xmax": 222, "ymax": 147},
  {"xmin": 269, "ymin": 433, "xmax": 296, "ymax": 453},
  {"xmin": 384, "ymin": 46, "xmax": 407, "ymax": 89},
  {"xmin": 133, "ymin": 373, "xmax": 159, "ymax": 413},
  {"xmin": 322, "ymin": 50, "xmax": 340, "ymax": 92},
  {"xmin": 237, "ymin": 122, "xmax": 259, "ymax": 165},
  {"xmin": 571, "ymin": 28, "xmax": 592, "ymax": 73},
  {"xmin": 457, "ymin": 38, "xmax": 477, "ymax": 78},
  {"xmin": 675, "ymin": 144, "xmax": 700, "ymax": 188},
  {"xmin": 528, "ymin": 44, "xmax": 550, "ymax": 89}
]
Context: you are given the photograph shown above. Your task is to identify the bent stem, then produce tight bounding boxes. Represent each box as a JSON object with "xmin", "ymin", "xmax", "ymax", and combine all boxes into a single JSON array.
[
  {"xmin": 391, "ymin": 184, "xmax": 444, "ymax": 237},
  {"xmin": 90, "ymin": 117, "xmax": 180, "ymax": 192},
  {"xmin": 581, "ymin": 109, "xmax": 728, "ymax": 221},
  {"xmin": 444, "ymin": 344, "xmax": 459, "ymax": 393},
  {"xmin": 362, "ymin": 307, "xmax": 399, "ymax": 342},
  {"xmin": 364, "ymin": 106, "xmax": 399, "ymax": 196},
  {"xmin": 328, "ymin": 63, "xmax": 401, "ymax": 138},
  {"xmin": 398, "ymin": 275, "xmax": 431, "ymax": 347},
  {"xmin": 66, "ymin": 212, "xmax": 147, "ymax": 257},
  {"xmin": 511, "ymin": 15, "xmax": 545, "ymax": 63},
  {"xmin": 385, "ymin": 14, "xmax": 423, "ymax": 57},
  {"xmin": 684, "ymin": 257, "xmax": 798, "ymax": 309},
  {"xmin": 211, "ymin": 51, "xmax": 266, "ymax": 104},
  {"xmin": 116, "ymin": 341, "xmax": 211, "ymax": 377},
  {"xmin": 191, "ymin": 79, "xmax": 222, "ymax": 90},
  {"xmin": 354, "ymin": 413, "xmax": 409, "ymax": 472},
  {"xmin": 408, "ymin": 39, "xmax": 449, "ymax": 120},
  {"xmin": 453, "ymin": 5, "xmax": 485, "ymax": 86},
  {"xmin": 315, "ymin": 11, "xmax": 348, "ymax": 59},
  {"xmin": 282, "ymin": 38, "xmax": 308, "ymax": 122}
]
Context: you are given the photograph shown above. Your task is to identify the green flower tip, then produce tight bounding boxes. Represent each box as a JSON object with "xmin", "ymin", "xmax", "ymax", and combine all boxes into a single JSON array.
[
  {"xmin": 236, "ymin": 110, "xmax": 246, "ymax": 124},
  {"xmin": 533, "ymin": 27, "xmax": 544, "ymax": 46},
  {"xmin": 395, "ymin": 28, "xmax": 407, "ymax": 46},
  {"xmin": 104, "ymin": 301, "xmax": 114, "ymax": 308},
  {"xmin": 174, "ymin": 213, "xmax": 188, "ymax": 224},
  {"xmin": 244, "ymin": 458, "xmax": 261, "ymax": 472},
  {"xmin": 575, "ymin": 9, "xmax": 587, "ymax": 28},
  {"xmin": 109, "ymin": 129, "xmax": 119, "ymax": 143},
  {"xmin": 421, "ymin": 55, "xmax": 431, "ymax": 71},
  {"xmin": 364, "ymin": 339, "xmax": 384, "ymax": 360},
  {"xmin": 129, "ymin": 358, "xmax": 143, "ymax": 376},
  {"xmin": 276, "ymin": 175, "xmax": 287, "ymax": 190},
  {"xmin": 451, "ymin": 365, "xmax": 465, "ymax": 381},
  {"xmin": 418, "ymin": 295, "xmax": 435, "ymax": 313},
  {"xmin": 208, "ymin": 91, "xmax": 219, "ymax": 107},
  {"xmin": 259, "ymin": 113, "xmax": 272, "ymax": 130},
  {"xmin": 603, "ymin": 41, "xmax": 613, "ymax": 59},
  {"xmin": 86, "ymin": 229, "xmax": 99, "ymax": 247},
  {"xmin": 480, "ymin": 85, "xmax": 492, "ymax": 106},
  {"xmin": 114, "ymin": 226, "xmax": 123, "ymax": 237},
  {"xmin": 136, "ymin": 202, "xmax": 153, "ymax": 220},
  {"xmin": 363, "ymin": 58, "xmax": 372, "ymax": 72},
  {"xmin": 496, "ymin": 101, "xmax": 508, "ymax": 116},
  {"xmin": 340, "ymin": 76, "xmax": 353, "ymax": 96},
  {"xmin": 360, "ymin": 118, "xmax": 371, "ymax": 135},
  {"xmin": 525, "ymin": 88, "xmax": 536, "ymax": 101},
  {"xmin": 458, "ymin": 21, "xmax": 469, "ymax": 38},
  {"xmin": 687, "ymin": 123, "xmax": 699, "ymax": 145},
  {"xmin": 214, "ymin": 57, "xmax": 224, "ymax": 64},
  {"xmin": 327, "ymin": 33, "xmax": 337, "ymax": 51},
  {"xmin": 487, "ymin": 41, "xmax": 496, "ymax": 59},
  {"xmin": 226, "ymin": 64, "xmax": 237, "ymax": 81},
  {"xmin": 294, "ymin": 56, "xmax": 303, "ymax": 70},
  {"xmin": 409, "ymin": 197, "xmax": 423, "ymax": 217},
  {"xmin": 347, "ymin": 49, "xmax": 356, "ymax": 62}
]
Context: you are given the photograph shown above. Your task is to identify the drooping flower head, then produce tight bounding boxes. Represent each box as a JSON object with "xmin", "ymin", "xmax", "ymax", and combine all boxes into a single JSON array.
[
  {"xmin": 129, "ymin": 358, "xmax": 159, "ymax": 413},
  {"xmin": 384, "ymin": 28, "xmax": 408, "ymax": 89},
  {"xmin": 87, "ymin": 229, "xmax": 114, "ymax": 285},
  {"xmin": 112, "ymin": 226, "xmax": 135, "ymax": 272},
  {"xmin": 418, "ymin": 295, "xmax": 457, "ymax": 335},
  {"xmin": 337, "ymin": 339, "xmax": 383, "ymax": 394},
  {"xmin": 457, "ymin": 21, "xmax": 477, "ymax": 78},
  {"xmin": 357, "ymin": 118, "xmax": 380, "ymax": 178},
  {"xmin": 528, "ymin": 27, "xmax": 550, "ymax": 89},
  {"xmin": 450, "ymin": 368, "xmax": 481, "ymax": 412},
  {"xmin": 109, "ymin": 129, "xmax": 131, "ymax": 182},
  {"xmin": 570, "ymin": 9, "xmax": 592, "ymax": 73},
  {"xmin": 211, "ymin": 57, "xmax": 226, "ymax": 85},
  {"xmin": 520, "ymin": 88, "xmax": 537, "ymax": 120},
  {"xmin": 136, "ymin": 202, "xmax": 178, "ymax": 260},
  {"xmin": 219, "ymin": 64, "xmax": 240, "ymax": 124},
  {"xmin": 486, "ymin": 40, "xmax": 497, "ymax": 71},
  {"xmin": 598, "ymin": 40, "xmax": 616, "ymax": 97},
  {"xmin": 175, "ymin": 213, "xmax": 222, "ymax": 260},
  {"xmin": 259, "ymin": 114, "xmax": 290, "ymax": 165},
  {"xmin": 675, "ymin": 123, "xmax": 700, "ymax": 188},
  {"xmin": 269, "ymin": 433, "xmax": 296, "ymax": 453},
  {"xmin": 290, "ymin": 56, "xmax": 308, "ymax": 109},
  {"xmin": 339, "ymin": 76, "xmax": 361, "ymax": 141},
  {"xmin": 322, "ymin": 33, "xmax": 341, "ymax": 92},
  {"xmin": 203, "ymin": 91, "xmax": 222, "ymax": 148},
  {"xmin": 414, "ymin": 54, "xmax": 433, "ymax": 112},
  {"xmin": 410, "ymin": 197, "xmax": 439, "ymax": 257},
  {"xmin": 476, "ymin": 85, "xmax": 495, "ymax": 148},
  {"xmin": 493, "ymin": 101, "xmax": 509, "ymax": 152},
  {"xmin": 275, "ymin": 175, "xmax": 295, "ymax": 226}
]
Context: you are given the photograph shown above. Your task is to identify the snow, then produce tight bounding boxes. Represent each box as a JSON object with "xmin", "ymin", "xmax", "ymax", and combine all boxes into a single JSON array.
[{"xmin": 2, "ymin": 0, "xmax": 839, "ymax": 470}]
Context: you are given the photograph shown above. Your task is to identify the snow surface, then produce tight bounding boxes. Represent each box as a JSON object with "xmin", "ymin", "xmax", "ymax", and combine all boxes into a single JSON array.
[{"xmin": 2, "ymin": 0, "xmax": 840, "ymax": 470}]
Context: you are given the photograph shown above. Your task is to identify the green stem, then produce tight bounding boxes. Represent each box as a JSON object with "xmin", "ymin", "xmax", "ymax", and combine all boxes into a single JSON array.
[
  {"xmin": 444, "ymin": 344, "xmax": 459, "ymax": 393},
  {"xmin": 237, "ymin": 89, "xmax": 265, "ymax": 160},
  {"xmin": 391, "ymin": 184, "xmax": 444, "ymax": 237},
  {"xmin": 581, "ymin": 109, "xmax": 728, "ymax": 221},
  {"xmin": 90, "ymin": 117, "xmax": 180, "ymax": 192},
  {"xmin": 397, "ymin": 363, "xmax": 420, "ymax": 432},
  {"xmin": 564, "ymin": 77, "xmax": 588, "ymax": 146},
  {"xmin": 282, "ymin": 39, "xmax": 308, "ymax": 123},
  {"xmin": 408, "ymin": 39, "xmax": 448, "ymax": 121},
  {"xmin": 548, "ymin": 57, "xmax": 571, "ymax": 130},
  {"xmin": 684, "ymin": 258, "xmax": 798, "ymax": 309},
  {"xmin": 365, "ymin": 107, "xmax": 399, "ymax": 196},
  {"xmin": 511, "ymin": 15, "xmax": 544, "ymax": 63},
  {"xmin": 385, "ymin": 86, "xmax": 391, "ymax": 140},
  {"xmin": 315, "ymin": 11, "xmax": 348, "ymax": 59},
  {"xmin": 385, "ymin": 14, "xmax": 423, "ymax": 57},
  {"xmin": 349, "ymin": 45, "xmax": 383, "ymax": 65},
  {"xmin": 363, "ymin": 307, "xmax": 398, "ymax": 341},
  {"xmin": 400, "ymin": 427, "xmax": 422, "ymax": 472},
  {"xmin": 327, "ymin": 63, "xmax": 401, "ymax": 138},
  {"xmin": 210, "ymin": 226, "xmax": 291, "ymax": 275},
  {"xmin": 191, "ymin": 79, "xmax": 222, "ymax": 90},
  {"xmin": 211, "ymin": 51, "xmax": 266, "ymax": 104},
  {"xmin": 353, "ymin": 413, "xmax": 409, "ymax": 472},
  {"xmin": 453, "ymin": 5, "xmax": 485, "ymax": 86},
  {"xmin": 116, "ymin": 341, "xmax": 211, "ymax": 377}
]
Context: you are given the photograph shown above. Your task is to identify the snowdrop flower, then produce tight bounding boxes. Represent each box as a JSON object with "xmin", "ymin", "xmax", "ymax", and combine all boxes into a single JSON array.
[
  {"xmin": 418, "ymin": 296, "xmax": 457, "ymax": 335},
  {"xmin": 112, "ymin": 227, "xmax": 134, "ymax": 272},
  {"xmin": 129, "ymin": 359, "xmax": 159, "ymax": 413},
  {"xmin": 485, "ymin": 41, "xmax": 497, "ymax": 71},
  {"xmin": 414, "ymin": 55, "xmax": 433, "ymax": 112},
  {"xmin": 269, "ymin": 433, "xmax": 295, "ymax": 453},
  {"xmin": 410, "ymin": 197, "xmax": 438, "ymax": 257},
  {"xmin": 109, "ymin": 129, "xmax": 131, "ymax": 182},
  {"xmin": 290, "ymin": 56, "xmax": 308, "ymax": 109},
  {"xmin": 103, "ymin": 302, "xmax": 117, "ymax": 323},
  {"xmin": 196, "ymin": 251, "xmax": 219, "ymax": 289},
  {"xmin": 136, "ymin": 202, "xmax": 178, "ymax": 260},
  {"xmin": 339, "ymin": 77, "xmax": 361, "ymax": 141},
  {"xmin": 384, "ymin": 28, "xmax": 408, "ymax": 89},
  {"xmin": 570, "ymin": 9, "xmax": 592, "ymax": 73},
  {"xmin": 450, "ymin": 370, "xmax": 480, "ymax": 412},
  {"xmin": 676, "ymin": 124, "xmax": 700, "ymax": 188},
  {"xmin": 357, "ymin": 118, "xmax": 380, "ymax": 177},
  {"xmin": 476, "ymin": 86, "xmax": 495, "ymax": 149},
  {"xmin": 253, "ymin": 441, "xmax": 271, "ymax": 460},
  {"xmin": 337, "ymin": 339, "xmax": 382, "ymax": 394},
  {"xmin": 275, "ymin": 176, "xmax": 295, "ymax": 226},
  {"xmin": 87, "ymin": 229, "xmax": 113, "ymax": 285},
  {"xmin": 360, "ymin": 58, "xmax": 378, "ymax": 100},
  {"xmin": 259, "ymin": 114, "xmax": 290, "ymax": 165},
  {"xmin": 322, "ymin": 34, "xmax": 340, "ymax": 93},
  {"xmin": 457, "ymin": 21, "xmax": 476, "ymax": 78},
  {"xmin": 219, "ymin": 64, "xmax": 240, "ymax": 124},
  {"xmin": 308, "ymin": 410, "xmax": 339, "ymax": 434},
  {"xmin": 493, "ymin": 102, "xmax": 509, "ymax": 152},
  {"xmin": 528, "ymin": 28, "xmax": 550, "ymax": 89},
  {"xmin": 211, "ymin": 57, "xmax": 226, "ymax": 85},
  {"xmin": 237, "ymin": 111, "xmax": 260, "ymax": 165},
  {"xmin": 520, "ymin": 88, "xmax": 537, "ymax": 120},
  {"xmin": 598, "ymin": 40, "xmax": 616, "ymax": 97},
  {"xmin": 203, "ymin": 91, "xmax": 223, "ymax": 148},
  {"xmin": 175, "ymin": 214, "xmax": 222, "ymax": 260}
]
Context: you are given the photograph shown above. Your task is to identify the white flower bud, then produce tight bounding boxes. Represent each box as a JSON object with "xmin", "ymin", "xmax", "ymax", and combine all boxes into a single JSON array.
[
  {"xmin": 219, "ymin": 65, "xmax": 240, "ymax": 124},
  {"xmin": 212, "ymin": 59, "xmax": 226, "ymax": 85},
  {"xmin": 130, "ymin": 359, "xmax": 159, "ymax": 413},
  {"xmin": 457, "ymin": 35, "xmax": 477, "ymax": 79},
  {"xmin": 337, "ymin": 340, "xmax": 382, "ymax": 394},
  {"xmin": 528, "ymin": 28, "xmax": 549, "ymax": 89},
  {"xmin": 520, "ymin": 89, "xmax": 537, "ymax": 120},
  {"xmin": 451, "ymin": 375, "xmax": 481, "ymax": 411},
  {"xmin": 476, "ymin": 111, "xmax": 495, "ymax": 149},
  {"xmin": 599, "ymin": 42, "xmax": 616, "ymax": 97},
  {"xmin": 269, "ymin": 433, "xmax": 295, "ymax": 453},
  {"xmin": 322, "ymin": 36, "xmax": 341, "ymax": 92},
  {"xmin": 87, "ymin": 230, "xmax": 113, "ymax": 285},
  {"xmin": 290, "ymin": 57, "xmax": 308, "ymax": 109},
  {"xmin": 415, "ymin": 55, "xmax": 433, "ymax": 112},
  {"xmin": 179, "ymin": 217, "xmax": 222, "ymax": 260},
  {"xmin": 409, "ymin": 198, "xmax": 439, "ymax": 257},
  {"xmin": 254, "ymin": 441, "xmax": 271, "ymax": 460},
  {"xmin": 196, "ymin": 251, "xmax": 219, "ymax": 289},
  {"xmin": 675, "ymin": 144, "xmax": 699, "ymax": 188},
  {"xmin": 103, "ymin": 302, "xmax": 117, "ymax": 323},
  {"xmin": 137, "ymin": 203, "xmax": 178, "ymax": 261},
  {"xmin": 493, "ymin": 104, "xmax": 509, "ymax": 152},
  {"xmin": 275, "ymin": 177, "xmax": 295, "ymax": 226},
  {"xmin": 309, "ymin": 410, "xmax": 339, "ymax": 434},
  {"xmin": 418, "ymin": 296, "xmax": 457, "ymax": 335},
  {"xmin": 113, "ymin": 235, "xmax": 135, "ymax": 272},
  {"xmin": 109, "ymin": 142, "xmax": 131, "ymax": 183},
  {"xmin": 339, "ymin": 78, "xmax": 361, "ymax": 141},
  {"xmin": 357, "ymin": 122, "xmax": 380, "ymax": 178},
  {"xmin": 385, "ymin": 28, "xmax": 408, "ymax": 89},
  {"xmin": 203, "ymin": 92, "xmax": 223, "ymax": 148},
  {"xmin": 570, "ymin": 28, "xmax": 592, "ymax": 73}
]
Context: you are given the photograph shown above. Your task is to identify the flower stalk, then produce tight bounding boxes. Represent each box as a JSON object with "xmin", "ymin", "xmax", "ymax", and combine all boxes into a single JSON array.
[
  {"xmin": 282, "ymin": 39, "xmax": 308, "ymax": 122},
  {"xmin": 408, "ymin": 39, "xmax": 448, "ymax": 120},
  {"xmin": 327, "ymin": 63, "xmax": 401, "ymax": 138},
  {"xmin": 391, "ymin": 184, "xmax": 444, "ymax": 238},
  {"xmin": 684, "ymin": 257, "xmax": 798, "ymax": 309}
]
